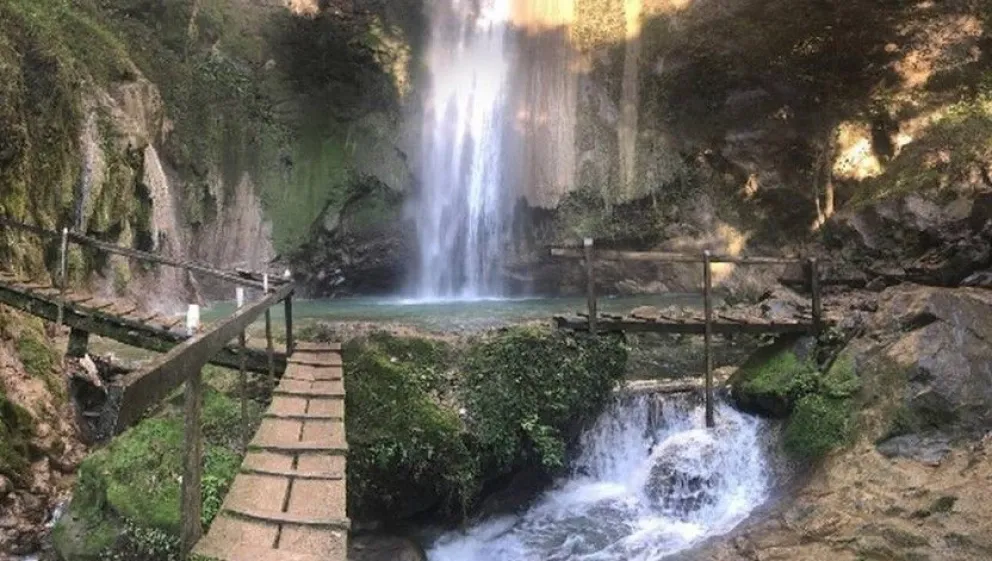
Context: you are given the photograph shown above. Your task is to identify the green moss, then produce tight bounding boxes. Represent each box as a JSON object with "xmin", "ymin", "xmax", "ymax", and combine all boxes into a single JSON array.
[
  {"xmin": 821, "ymin": 352, "xmax": 861, "ymax": 398},
  {"xmin": 0, "ymin": 390, "xmax": 35, "ymax": 485},
  {"xmin": 784, "ymin": 394, "xmax": 855, "ymax": 458},
  {"xmin": 53, "ymin": 388, "xmax": 256, "ymax": 560},
  {"xmin": 733, "ymin": 347, "xmax": 818, "ymax": 417},
  {"xmin": 16, "ymin": 329, "xmax": 64, "ymax": 403}
]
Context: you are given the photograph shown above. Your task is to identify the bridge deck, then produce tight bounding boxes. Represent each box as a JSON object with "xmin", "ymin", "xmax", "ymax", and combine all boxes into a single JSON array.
[
  {"xmin": 0, "ymin": 270, "xmax": 284, "ymax": 373},
  {"xmin": 194, "ymin": 343, "xmax": 348, "ymax": 561}
]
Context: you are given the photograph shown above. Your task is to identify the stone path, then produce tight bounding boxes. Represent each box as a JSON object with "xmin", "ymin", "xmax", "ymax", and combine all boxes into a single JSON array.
[{"xmin": 193, "ymin": 343, "xmax": 348, "ymax": 561}]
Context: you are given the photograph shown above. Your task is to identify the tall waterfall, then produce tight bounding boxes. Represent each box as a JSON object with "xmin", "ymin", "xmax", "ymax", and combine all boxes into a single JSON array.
[
  {"xmin": 414, "ymin": 0, "xmax": 514, "ymax": 300},
  {"xmin": 428, "ymin": 396, "xmax": 773, "ymax": 560}
]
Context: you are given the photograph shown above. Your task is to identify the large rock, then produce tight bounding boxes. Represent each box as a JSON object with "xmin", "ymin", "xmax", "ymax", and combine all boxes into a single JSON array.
[
  {"xmin": 834, "ymin": 192, "xmax": 992, "ymax": 286},
  {"xmin": 872, "ymin": 285, "xmax": 992, "ymax": 435}
]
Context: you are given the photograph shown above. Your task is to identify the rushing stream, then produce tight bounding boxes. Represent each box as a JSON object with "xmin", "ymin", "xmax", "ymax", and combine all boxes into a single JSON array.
[{"xmin": 428, "ymin": 396, "xmax": 772, "ymax": 561}]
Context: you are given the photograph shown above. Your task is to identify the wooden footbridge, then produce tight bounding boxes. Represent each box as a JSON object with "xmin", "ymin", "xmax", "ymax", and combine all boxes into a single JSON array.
[
  {"xmin": 0, "ymin": 218, "xmax": 348, "ymax": 561},
  {"xmin": 551, "ymin": 239, "xmax": 830, "ymax": 428}
]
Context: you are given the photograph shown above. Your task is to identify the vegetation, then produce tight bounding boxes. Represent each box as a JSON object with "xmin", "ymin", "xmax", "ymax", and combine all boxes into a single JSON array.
[
  {"xmin": 0, "ymin": 390, "xmax": 35, "ymax": 485},
  {"xmin": 344, "ymin": 329, "xmax": 628, "ymax": 522},
  {"xmin": 52, "ymin": 388, "xmax": 259, "ymax": 561},
  {"xmin": 733, "ymin": 341, "xmax": 860, "ymax": 459}
]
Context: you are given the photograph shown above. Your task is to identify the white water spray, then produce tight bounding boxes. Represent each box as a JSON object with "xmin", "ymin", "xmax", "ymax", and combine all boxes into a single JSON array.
[
  {"xmin": 414, "ymin": 0, "xmax": 513, "ymax": 300},
  {"xmin": 428, "ymin": 396, "xmax": 772, "ymax": 560}
]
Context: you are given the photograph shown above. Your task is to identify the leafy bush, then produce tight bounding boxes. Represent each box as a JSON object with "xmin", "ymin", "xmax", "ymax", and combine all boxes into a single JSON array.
[
  {"xmin": 344, "ymin": 329, "xmax": 628, "ymax": 522},
  {"xmin": 462, "ymin": 328, "xmax": 628, "ymax": 472},
  {"xmin": 344, "ymin": 333, "xmax": 475, "ymax": 520}
]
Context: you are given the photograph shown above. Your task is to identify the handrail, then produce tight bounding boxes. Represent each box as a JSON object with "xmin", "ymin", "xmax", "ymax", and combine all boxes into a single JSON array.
[
  {"xmin": 112, "ymin": 282, "xmax": 295, "ymax": 431},
  {"xmin": 0, "ymin": 217, "xmax": 285, "ymax": 289},
  {"xmin": 550, "ymin": 246, "xmax": 804, "ymax": 265}
]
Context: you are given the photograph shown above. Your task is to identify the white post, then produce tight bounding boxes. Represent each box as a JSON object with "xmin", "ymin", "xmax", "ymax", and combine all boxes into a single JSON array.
[
  {"xmin": 236, "ymin": 287, "xmax": 245, "ymax": 309},
  {"xmin": 185, "ymin": 304, "xmax": 201, "ymax": 337},
  {"xmin": 263, "ymin": 273, "xmax": 269, "ymax": 294}
]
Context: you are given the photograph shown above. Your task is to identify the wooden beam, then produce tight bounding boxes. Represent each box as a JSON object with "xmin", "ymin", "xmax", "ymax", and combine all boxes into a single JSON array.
[
  {"xmin": 584, "ymin": 238, "xmax": 597, "ymax": 335},
  {"xmin": 551, "ymin": 247, "xmax": 802, "ymax": 265},
  {"xmin": 112, "ymin": 283, "xmax": 294, "ymax": 432},
  {"xmin": 180, "ymin": 366, "xmax": 204, "ymax": 555}
]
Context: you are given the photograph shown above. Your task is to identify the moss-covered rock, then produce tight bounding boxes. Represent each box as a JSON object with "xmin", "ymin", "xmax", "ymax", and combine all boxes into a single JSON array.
[
  {"xmin": 52, "ymin": 388, "xmax": 258, "ymax": 561},
  {"xmin": 730, "ymin": 337, "xmax": 818, "ymax": 418},
  {"xmin": 344, "ymin": 328, "xmax": 628, "ymax": 523},
  {"xmin": 0, "ymin": 391, "xmax": 35, "ymax": 486}
]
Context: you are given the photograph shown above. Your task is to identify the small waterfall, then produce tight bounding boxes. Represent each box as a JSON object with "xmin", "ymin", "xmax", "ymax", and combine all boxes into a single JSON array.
[
  {"xmin": 414, "ymin": 0, "xmax": 514, "ymax": 300},
  {"xmin": 428, "ymin": 396, "xmax": 772, "ymax": 560}
]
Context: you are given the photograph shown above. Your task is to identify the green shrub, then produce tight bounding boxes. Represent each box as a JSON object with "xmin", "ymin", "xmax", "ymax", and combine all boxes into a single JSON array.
[
  {"xmin": 462, "ymin": 328, "xmax": 628, "ymax": 473},
  {"xmin": 344, "ymin": 333, "xmax": 475, "ymax": 520},
  {"xmin": 734, "ymin": 348, "xmax": 818, "ymax": 417},
  {"xmin": 344, "ymin": 329, "xmax": 628, "ymax": 522}
]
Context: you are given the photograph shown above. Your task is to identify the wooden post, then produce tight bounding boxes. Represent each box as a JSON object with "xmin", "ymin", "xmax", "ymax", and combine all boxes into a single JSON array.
[
  {"xmin": 180, "ymin": 364, "xmax": 204, "ymax": 555},
  {"xmin": 584, "ymin": 238, "xmax": 597, "ymax": 335},
  {"xmin": 67, "ymin": 328, "xmax": 90, "ymax": 358},
  {"xmin": 809, "ymin": 257, "xmax": 822, "ymax": 335},
  {"xmin": 703, "ymin": 250, "xmax": 715, "ymax": 428},
  {"xmin": 57, "ymin": 228, "xmax": 68, "ymax": 326},
  {"xmin": 236, "ymin": 287, "xmax": 248, "ymax": 452},
  {"xmin": 284, "ymin": 292, "xmax": 294, "ymax": 356},
  {"xmin": 264, "ymin": 274, "xmax": 275, "ymax": 389}
]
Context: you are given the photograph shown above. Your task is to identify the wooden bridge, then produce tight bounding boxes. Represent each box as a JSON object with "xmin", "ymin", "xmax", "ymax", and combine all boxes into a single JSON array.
[
  {"xmin": 0, "ymin": 219, "xmax": 348, "ymax": 561},
  {"xmin": 551, "ymin": 240, "xmax": 830, "ymax": 428}
]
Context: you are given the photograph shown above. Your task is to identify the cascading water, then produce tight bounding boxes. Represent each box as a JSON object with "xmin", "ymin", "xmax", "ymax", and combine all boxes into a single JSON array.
[
  {"xmin": 428, "ymin": 396, "xmax": 772, "ymax": 560},
  {"xmin": 414, "ymin": 0, "xmax": 513, "ymax": 300}
]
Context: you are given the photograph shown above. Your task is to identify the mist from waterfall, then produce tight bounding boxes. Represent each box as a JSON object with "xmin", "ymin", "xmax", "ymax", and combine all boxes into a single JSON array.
[
  {"xmin": 414, "ymin": 0, "xmax": 513, "ymax": 300},
  {"xmin": 428, "ymin": 396, "xmax": 773, "ymax": 561}
]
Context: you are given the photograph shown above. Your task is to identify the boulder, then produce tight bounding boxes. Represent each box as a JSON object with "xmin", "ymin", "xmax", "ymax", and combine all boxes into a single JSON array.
[
  {"xmin": 644, "ymin": 430, "xmax": 721, "ymax": 515},
  {"xmin": 873, "ymin": 286, "xmax": 992, "ymax": 434},
  {"xmin": 350, "ymin": 534, "xmax": 427, "ymax": 561}
]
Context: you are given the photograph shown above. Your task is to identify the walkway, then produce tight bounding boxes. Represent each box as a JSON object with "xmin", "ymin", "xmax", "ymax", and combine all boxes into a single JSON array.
[{"xmin": 193, "ymin": 342, "xmax": 349, "ymax": 561}]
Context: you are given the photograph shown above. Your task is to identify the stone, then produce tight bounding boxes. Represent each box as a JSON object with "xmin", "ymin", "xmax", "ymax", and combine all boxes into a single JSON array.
[
  {"xmin": 876, "ymin": 433, "xmax": 952, "ymax": 466},
  {"xmin": 875, "ymin": 286, "xmax": 992, "ymax": 433},
  {"xmin": 349, "ymin": 534, "xmax": 426, "ymax": 561},
  {"xmin": 0, "ymin": 475, "xmax": 11, "ymax": 500}
]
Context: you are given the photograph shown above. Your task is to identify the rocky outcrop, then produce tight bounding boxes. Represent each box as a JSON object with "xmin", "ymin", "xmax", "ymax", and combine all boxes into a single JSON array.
[
  {"xmin": 831, "ymin": 191, "xmax": 992, "ymax": 288},
  {"xmin": 691, "ymin": 284, "xmax": 992, "ymax": 561}
]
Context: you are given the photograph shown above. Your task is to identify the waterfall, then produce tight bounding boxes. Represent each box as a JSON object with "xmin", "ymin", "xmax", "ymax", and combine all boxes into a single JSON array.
[
  {"xmin": 428, "ymin": 396, "xmax": 773, "ymax": 560},
  {"xmin": 414, "ymin": 0, "xmax": 514, "ymax": 300}
]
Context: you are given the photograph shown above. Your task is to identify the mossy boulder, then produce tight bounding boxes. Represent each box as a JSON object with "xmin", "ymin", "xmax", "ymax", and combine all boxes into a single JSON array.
[
  {"xmin": 52, "ymin": 387, "xmax": 258, "ymax": 561},
  {"xmin": 732, "ymin": 335, "xmax": 860, "ymax": 459},
  {"xmin": 0, "ymin": 391, "xmax": 35, "ymax": 487},
  {"xmin": 344, "ymin": 328, "xmax": 628, "ymax": 523},
  {"xmin": 730, "ymin": 336, "xmax": 819, "ymax": 418}
]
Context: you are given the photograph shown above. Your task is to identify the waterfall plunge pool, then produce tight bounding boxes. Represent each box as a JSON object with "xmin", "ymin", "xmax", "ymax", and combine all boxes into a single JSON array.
[{"xmin": 427, "ymin": 396, "xmax": 775, "ymax": 561}]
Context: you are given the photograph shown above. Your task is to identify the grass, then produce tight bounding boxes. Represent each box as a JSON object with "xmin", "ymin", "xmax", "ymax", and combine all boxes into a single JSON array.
[
  {"xmin": 0, "ymin": 390, "xmax": 35, "ymax": 485},
  {"xmin": 53, "ymin": 388, "xmax": 259, "ymax": 561}
]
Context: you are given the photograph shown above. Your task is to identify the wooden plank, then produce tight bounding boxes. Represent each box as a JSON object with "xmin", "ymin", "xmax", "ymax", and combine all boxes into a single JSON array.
[
  {"xmin": 113, "ymin": 283, "xmax": 294, "ymax": 432},
  {"xmin": 224, "ymin": 507, "xmax": 350, "ymax": 529},
  {"xmin": 551, "ymin": 247, "xmax": 803, "ymax": 265}
]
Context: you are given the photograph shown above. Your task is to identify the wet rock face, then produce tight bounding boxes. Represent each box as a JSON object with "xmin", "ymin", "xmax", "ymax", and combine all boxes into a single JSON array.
[{"xmin": 349, "ymin": 533, "xmax": 427, "ymax": 561}]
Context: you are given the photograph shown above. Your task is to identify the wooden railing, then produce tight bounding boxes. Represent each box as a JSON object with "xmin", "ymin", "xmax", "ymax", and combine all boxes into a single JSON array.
[
  {"xmin": 0, "ymin": 217, "xmax": 297, "ymax": 555},
  {"xmin": 552, "ymin": 239, "xmax": 823, "ymax": 428}
]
